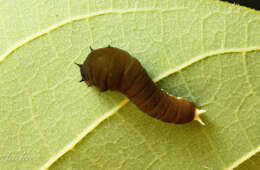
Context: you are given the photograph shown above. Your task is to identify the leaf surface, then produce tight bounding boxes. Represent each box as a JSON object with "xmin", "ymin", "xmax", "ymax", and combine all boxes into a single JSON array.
[{"xmin": 0, "ymin": 0, "xmax": 259, "ymax": 169}]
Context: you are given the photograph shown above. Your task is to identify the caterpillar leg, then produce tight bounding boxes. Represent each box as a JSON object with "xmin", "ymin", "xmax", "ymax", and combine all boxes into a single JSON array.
[
  {"xmin": 194, "ymin": 109, "xmax": 206, "ymax": 125},
  {"xmin": 85, "ymin": 81, "xmax": 92, "ymax": 86}
]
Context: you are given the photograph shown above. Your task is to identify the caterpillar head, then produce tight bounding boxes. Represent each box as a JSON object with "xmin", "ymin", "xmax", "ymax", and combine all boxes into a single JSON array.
[
  {"xmin": 75, "ymin": 63, "xmax": 84, "ymax": 82},
  {"xmin": 75, "ymin": 62, "xmax": 92, "ymax": 86},
  {"xmin": 75, "ymin": 45, "xmax": 114, "ymax": 87}
]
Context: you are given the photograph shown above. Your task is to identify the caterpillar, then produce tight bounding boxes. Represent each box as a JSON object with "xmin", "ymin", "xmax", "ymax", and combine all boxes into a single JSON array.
[{"xmin": 76, "ymin": 46, "xmax": 205, "ymax": 125}]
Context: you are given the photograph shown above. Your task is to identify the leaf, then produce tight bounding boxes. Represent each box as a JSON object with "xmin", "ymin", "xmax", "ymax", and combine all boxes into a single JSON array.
[
  {"xmin": 0, "ymin": 0, "xmax": 260, "ymax": 170},
  {"xmin": 235, "ymin": 152, "xmax": 260, "ymax": 170}
]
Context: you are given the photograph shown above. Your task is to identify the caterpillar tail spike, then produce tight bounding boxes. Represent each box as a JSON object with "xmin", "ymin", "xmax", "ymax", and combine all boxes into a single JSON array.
[{"xmin": 194, "ymin": 109, "xmax": 206, "ymax": 126}]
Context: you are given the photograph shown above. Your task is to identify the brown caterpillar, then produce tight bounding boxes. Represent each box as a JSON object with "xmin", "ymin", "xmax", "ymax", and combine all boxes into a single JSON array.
[{"xmin": 76, "ymin": 46, "xmax": 205, "ymax": 125}]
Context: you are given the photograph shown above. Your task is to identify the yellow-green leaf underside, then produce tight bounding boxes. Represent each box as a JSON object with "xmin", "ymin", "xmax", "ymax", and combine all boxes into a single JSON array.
[{"xmin": 0, "ymin": 0, "xmax": 259, "ymax": 169}]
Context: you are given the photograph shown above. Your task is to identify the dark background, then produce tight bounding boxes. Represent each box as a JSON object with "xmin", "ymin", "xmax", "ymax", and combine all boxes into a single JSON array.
[{"xmin": 221, "ymin": 0, "xmax": 260, "ymax": 10}]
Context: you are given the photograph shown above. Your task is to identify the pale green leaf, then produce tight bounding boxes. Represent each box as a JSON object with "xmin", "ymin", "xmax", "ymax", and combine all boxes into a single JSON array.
[
  {"xmin": 235, "ymin": 152, "xmax": 260, "ymax": 170},
  {"xmin": 0, "ymin": 0, "xmax": 260, "ymax": 170}
]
